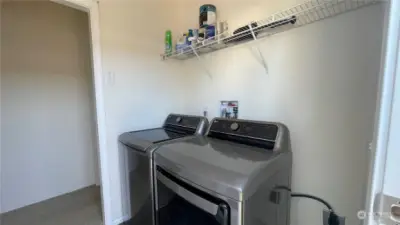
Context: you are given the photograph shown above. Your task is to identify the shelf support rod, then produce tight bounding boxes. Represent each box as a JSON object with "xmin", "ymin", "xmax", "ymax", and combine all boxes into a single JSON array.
[
  {"xmin": 191, "ymin": 45, "xmax": 212, "ymax": 79},
  {"xmin": 248, "ymin": 24, "xmax": 268, "ymax": 74}
]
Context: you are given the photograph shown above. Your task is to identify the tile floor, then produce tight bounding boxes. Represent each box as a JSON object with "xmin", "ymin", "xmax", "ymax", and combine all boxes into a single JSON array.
[{"xmin": 0, "ymin": 186, "xmax": 103, "ymax": 225}]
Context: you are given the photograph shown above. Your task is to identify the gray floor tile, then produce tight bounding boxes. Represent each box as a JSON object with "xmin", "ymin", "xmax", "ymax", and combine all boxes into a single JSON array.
[{"xmin": 1, "ymin": 186, "xmax": 103, "ymax": 225}]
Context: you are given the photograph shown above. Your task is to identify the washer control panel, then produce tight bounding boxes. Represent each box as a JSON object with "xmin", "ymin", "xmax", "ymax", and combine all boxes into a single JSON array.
[{"xmin": 164, "ymin": 114, "xmax": 202, "ymax": 129}]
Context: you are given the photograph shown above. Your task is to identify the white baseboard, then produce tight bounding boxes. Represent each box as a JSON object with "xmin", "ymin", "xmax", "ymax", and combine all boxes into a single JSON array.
[{"xmin": 112, "ymin": 215, "xmax": 130, "ymax": 225}]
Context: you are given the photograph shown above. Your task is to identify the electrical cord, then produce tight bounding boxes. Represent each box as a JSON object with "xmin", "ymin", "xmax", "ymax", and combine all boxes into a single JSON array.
[
  {"xmin": 291, "ymin": 193, "xmax": 339, "ymax": 225},
  {"xmin": 274, "ymin": 186, "xmax": 340, "ymax": 225},
  {"xmin": 290, "ymin": 193, "xmax": 334, "ymax": 211}
]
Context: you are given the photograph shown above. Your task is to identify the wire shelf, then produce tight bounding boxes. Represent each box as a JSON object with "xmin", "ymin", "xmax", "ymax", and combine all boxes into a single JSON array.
[{"xmin": 162, "ymin": 0, "xmax": 381, "ymax": 60}]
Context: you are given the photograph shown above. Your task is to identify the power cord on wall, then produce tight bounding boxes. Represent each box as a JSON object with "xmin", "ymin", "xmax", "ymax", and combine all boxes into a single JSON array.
[
  {"xmin": 291, "ymin": 193, "xmax": 340, "ymax": 225},
  {"xmin": 275, "ymin": 186, "xmax": 340, "ymax": 225}
]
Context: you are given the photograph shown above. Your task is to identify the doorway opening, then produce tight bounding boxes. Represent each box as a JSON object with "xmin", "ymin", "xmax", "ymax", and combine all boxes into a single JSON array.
[{"xmin": 1, "ymin": 1, "xmax": 104, "ymax": 224}]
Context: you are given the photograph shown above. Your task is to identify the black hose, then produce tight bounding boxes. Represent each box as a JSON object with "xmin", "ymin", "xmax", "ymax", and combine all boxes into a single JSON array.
[{"xmin": 290, "ymin": 193, "xmax": 334, "ymax": 212}]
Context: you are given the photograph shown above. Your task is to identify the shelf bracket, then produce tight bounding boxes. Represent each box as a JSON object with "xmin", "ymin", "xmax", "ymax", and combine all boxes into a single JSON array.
[
  {"xmin": 248, "ymin": 24, "xmax": 268, "ymax": 74},
  {"xmin": 191, "ymin": 45, "xmax": 212, "ymax": 79}
]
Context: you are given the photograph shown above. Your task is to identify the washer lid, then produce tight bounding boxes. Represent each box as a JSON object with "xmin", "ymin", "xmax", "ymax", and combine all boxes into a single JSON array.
[
  {"xmin": 118, "ymin": 114, "xmax": 209, "ymax": 152},
  {"xmin": 119, "ymin": 128, "xmax": 189, "ymax": 152},
  {"xmin": 154, "ymin": 136, "xmax": 289, "ymax": 201}
]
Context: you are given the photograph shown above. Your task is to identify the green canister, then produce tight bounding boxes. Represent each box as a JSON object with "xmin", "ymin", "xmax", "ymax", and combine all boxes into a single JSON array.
[{"xmin": 165, "ymin": 30, "xmax": 172, "ymax": 55}]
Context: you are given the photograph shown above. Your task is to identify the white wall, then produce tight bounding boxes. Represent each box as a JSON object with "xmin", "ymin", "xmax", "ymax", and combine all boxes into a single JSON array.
[
  {"xmin": 0, "ymin": 0, "xmax": 3, "ymax": 215},
  {"xmin": 383, "ymin": 47, "xmax": 400, "ymax": 199},
  {"xmin": 0, "ymin": 1, "xmax": 98, "ymax": 213},
  {"xmin": 98, "ymin": 0, "xmax": 188, "ymax": 222},
  {"xmin": 379, "ymin": 0, "xmax": 400, "ymax": 201},
  {"xmin": 171, "ymin": 1, "xmax": 384, "ymax": 225},
  {"xmin": 362, "ymin": 2, "xmax": 400, "ymax": 224},
  {"xmin": 10, "ymin": 0, "xmax": 382, "ymax": 224}
]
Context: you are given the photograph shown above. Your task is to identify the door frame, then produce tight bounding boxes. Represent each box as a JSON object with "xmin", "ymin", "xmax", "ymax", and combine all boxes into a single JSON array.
[
  {"xmin": 364, "ymin": 0, "xmax": 400, "ymax": 224},
  {"xmin": 49, "ymin": 1, "xmax": 112, "ymax": 225}
]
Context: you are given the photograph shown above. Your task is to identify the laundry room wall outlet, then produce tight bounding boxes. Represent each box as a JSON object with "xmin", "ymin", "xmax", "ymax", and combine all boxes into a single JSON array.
[
  {"xmin": 106, "ymin": 71, "xmax": 116, "ymax": 86},
  {"xmin": 323, "ymin": 210, "xmax": 346, "ymax": 225}
]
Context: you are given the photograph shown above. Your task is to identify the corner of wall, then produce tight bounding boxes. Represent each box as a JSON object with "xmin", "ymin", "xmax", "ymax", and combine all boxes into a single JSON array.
[
  {"xmin": 0, "ymin": 0, "xmax": 3, "ymax": 215},
  {"xmin": 112, "ymin": 215, "xmax": 130, "ymax": 225}
]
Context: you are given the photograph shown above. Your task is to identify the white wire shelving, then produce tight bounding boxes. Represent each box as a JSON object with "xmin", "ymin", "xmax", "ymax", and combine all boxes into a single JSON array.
[{"xmin": 161, "ymin": 0, "xmax": 382, "ymax": 63}]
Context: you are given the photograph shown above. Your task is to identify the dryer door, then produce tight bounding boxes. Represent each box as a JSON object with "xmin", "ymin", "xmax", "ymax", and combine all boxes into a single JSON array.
[{"xmin": 155, "ymin": 167, "xmax": 232, "ymax": 225}]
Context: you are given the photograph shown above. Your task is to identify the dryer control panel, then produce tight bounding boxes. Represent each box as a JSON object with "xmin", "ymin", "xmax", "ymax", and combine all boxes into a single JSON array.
[
  {"xmin": 207, "ymin": 118, "xmax": 285, "ymax": 150},
  {"xmin": 208, "ymin": 119, "xmax": 279, "ymax": 141}
]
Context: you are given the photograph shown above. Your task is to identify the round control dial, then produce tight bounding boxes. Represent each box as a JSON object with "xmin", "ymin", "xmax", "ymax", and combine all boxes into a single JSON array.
[{"xmin": 230, "ymin": 122, "xmax": 240, "ymax": 131}]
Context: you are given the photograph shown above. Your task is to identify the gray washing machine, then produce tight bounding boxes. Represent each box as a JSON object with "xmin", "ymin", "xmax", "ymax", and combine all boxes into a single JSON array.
[
  {"xmin": 153, "ymin": 118, "xmax": 292, "ymax": 225},
  {"xmin": 119, "ymin": 114, "xmax": 208, "ymax": 225}
]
